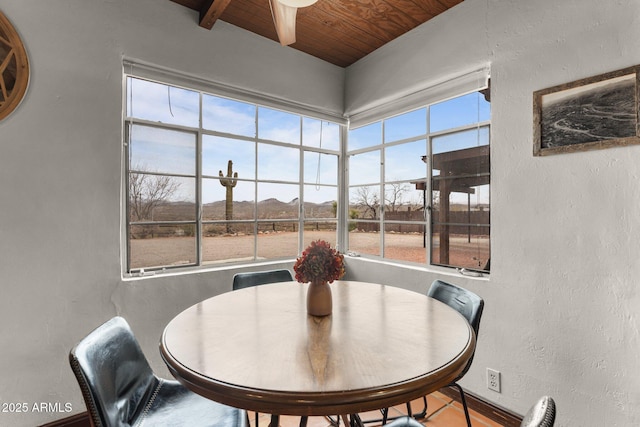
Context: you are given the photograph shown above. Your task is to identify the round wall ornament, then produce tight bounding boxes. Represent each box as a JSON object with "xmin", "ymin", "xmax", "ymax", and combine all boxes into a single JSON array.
[{"xmin": 0, "ymin": 11, "xmax": 30, "ymax": 121}]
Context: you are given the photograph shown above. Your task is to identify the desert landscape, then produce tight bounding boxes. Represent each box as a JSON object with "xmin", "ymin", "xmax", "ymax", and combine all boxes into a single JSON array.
[{"xmin": 129, "ymin": 229, "xmax": 489, "ymax": 272}]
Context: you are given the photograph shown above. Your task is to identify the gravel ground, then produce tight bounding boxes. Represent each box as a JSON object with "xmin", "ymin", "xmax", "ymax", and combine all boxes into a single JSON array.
[{"xmin": 129, "ymin": 230, "xmax": 489, "ymax": 270}]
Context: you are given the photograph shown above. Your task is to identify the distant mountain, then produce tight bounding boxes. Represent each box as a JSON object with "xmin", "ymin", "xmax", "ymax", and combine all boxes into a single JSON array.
[
  {"xmin": 200, "ymin": 198, "xmax": 336, "ymax": 220},
  {"xmin": 146, "ymin": 197, "xmax": 337, "ymax": 222}
]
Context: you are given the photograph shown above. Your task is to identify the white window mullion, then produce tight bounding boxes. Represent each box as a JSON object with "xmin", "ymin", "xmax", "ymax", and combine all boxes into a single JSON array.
[
  {"xmin": 337, "ymin": 125, "xmax": 349, "ymax": 253},
  {"xmin": 298, "ymin": 116, "xmax": 305, "ymax": 255},
  {"xmin": 379, "ymin": 120, "xmax": 385, "ymax": 258},
  {"xmin": 253, "ymin": 107, "xmax": 259, "ymax": 262},
  {"xmin": 196, "ymin": 96, "xmax": 204, "ymax": 265}
]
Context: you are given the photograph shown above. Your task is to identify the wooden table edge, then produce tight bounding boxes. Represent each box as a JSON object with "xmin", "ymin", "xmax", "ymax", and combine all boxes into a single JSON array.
[{"xmin": 160, "ymin": 327, "xmax": 476, "ymax": 416}]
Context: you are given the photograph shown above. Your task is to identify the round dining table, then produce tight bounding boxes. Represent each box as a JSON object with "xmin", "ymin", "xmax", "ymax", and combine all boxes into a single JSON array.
[{"xmin": 160, "ymin": 280, "xmax": 475, "ymax": 423}]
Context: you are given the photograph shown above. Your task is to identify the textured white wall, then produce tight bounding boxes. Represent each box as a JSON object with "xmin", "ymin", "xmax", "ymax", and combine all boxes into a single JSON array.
[
  {"xmin": 345, "ymin": 0, "xmax": 640, "ymax": 425},
  {"xmin": 0, "ymin": 1, "xmax": 340, "ymax": 425}
]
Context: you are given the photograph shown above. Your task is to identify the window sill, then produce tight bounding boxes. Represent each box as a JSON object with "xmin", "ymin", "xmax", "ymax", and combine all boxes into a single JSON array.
[
  {"xmin": 122, "ymin": 258, "xmax": 297, "ymax": 282},
  {"xmin": 343, "ymin": 253, "xmax": 490, "ymax": 281}
]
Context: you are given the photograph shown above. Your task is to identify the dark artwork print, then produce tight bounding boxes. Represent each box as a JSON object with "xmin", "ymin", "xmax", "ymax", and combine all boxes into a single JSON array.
[{"xmin": 540, "ymin": 74, "xmax": 636, "ymax": 148}]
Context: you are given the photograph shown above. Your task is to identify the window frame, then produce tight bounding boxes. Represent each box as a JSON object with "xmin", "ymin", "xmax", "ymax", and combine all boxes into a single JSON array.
[
  {"xmin": 123, "ymin": 73, "xmax": 343, "ymax": 276},
  {"xmin": 121, "ymin": 62, "xmax": 490, "ymax": 278},
  {"xmin": 346, "ymin": 92, "xmax": 491, "ymax": 273}
]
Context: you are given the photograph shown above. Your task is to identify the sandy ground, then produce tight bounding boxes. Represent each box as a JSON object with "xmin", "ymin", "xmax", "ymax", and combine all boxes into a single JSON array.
[{"xmin": 129, "ymin": 230, "xmax": 489, "ymax": 270}]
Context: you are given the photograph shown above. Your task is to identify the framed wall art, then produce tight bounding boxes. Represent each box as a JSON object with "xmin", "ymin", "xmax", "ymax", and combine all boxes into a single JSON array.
[
  {"xmin": 533, "ymin": 65, "xmax": 640, "ymax": 156},
  {"xmin": 0, "ymin": 11, "xmax": 30, "ymax": 121}
]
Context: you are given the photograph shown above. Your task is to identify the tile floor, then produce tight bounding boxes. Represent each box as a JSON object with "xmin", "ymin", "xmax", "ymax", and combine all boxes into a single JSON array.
[{"xmin": 248, "ymin": 392, "xmax": 505, "ymax": 427}]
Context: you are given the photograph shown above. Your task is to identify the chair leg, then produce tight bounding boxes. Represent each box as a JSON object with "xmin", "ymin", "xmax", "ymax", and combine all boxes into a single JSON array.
[
  {"xmin": 452, "ymin": 383, "xmax": 472, "ymax": 427},
  {"xmin": 268, "ymin": 415, "xmax": 280, "ymax": 427},
  {"xmin": 381, "ymin": 407, "xmax": 389, "ymax": 425},
  {"xmin": 350, "ymin": 413, "xmax": 364, "ymax": 427},
  {"xmin": 325, "ymin": 415, "xmax": 339, "ymax": 426},
  {"xmin": 299, "ymin": 416, "xmax": 308, "ymax": 427},
  {"xmin": 412, "ymin": 396, "xmax": 427, "ymax": 419}
]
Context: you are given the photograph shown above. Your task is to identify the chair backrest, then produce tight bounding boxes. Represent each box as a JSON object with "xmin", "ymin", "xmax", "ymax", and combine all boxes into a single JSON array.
[
  {"xmin": 427, "ymin": 279, "xmax": 484, "ymax": 378},
  {"xmin": 427, "ymin": 280, "xmax": 484, "ymax": 336},
  {"xmin": 520, "ymin": 396, "xmax": 556, "ymax": 427},
  {"xmin": 233, "ymin": 269, "xmax": 294, "ymax": 290},
  {"xmin": 69, "ymin": 317, "xmax": 158, "ymax": 427}
]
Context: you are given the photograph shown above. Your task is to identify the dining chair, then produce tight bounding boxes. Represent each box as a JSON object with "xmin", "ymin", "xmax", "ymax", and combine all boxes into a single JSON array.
[
  {"xmin": 384, "ymin": 395, "xmax": 555, "ymax": 427},
  {"xmin": 232, "ymin": 268, "xmax": 294, "ymax": 427},
  {"xmin": 232, "ymin": 269, "xmax": 293, "ymax": 290},
  {"xmin": 69, "ymin": 316, "xmax": 248, "ymax": 427},
  {"xmin": 426, "ymin": 279, "xmax": 484, "ymax": 427},
  {"xmin": 365, "ymin": 280, "xmax": 483, "ymax": 426},
  {"xmin": 521, "ymin": 396, "xmax": 556, "ymax": 427},
  {"xmin": 380, "ymin": 279, "xmax": 484, "ymax": 425}
]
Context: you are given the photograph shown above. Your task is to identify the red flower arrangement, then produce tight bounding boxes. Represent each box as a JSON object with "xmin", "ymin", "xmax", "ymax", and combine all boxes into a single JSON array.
[{"xmin": 294, "ymin": 240, "xmax": 345, "ymax": 284}]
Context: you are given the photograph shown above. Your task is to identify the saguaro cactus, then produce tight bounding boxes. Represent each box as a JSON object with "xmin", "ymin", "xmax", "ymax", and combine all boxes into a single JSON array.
[{"xmin": 219, "ymin": 160, "xmax": 238, "ymax": 233}]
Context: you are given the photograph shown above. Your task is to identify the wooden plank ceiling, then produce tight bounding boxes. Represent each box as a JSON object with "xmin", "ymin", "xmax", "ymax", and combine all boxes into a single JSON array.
[{"xmin": 170, "ymin": 0, "xmax": 464, "ymax": 67}]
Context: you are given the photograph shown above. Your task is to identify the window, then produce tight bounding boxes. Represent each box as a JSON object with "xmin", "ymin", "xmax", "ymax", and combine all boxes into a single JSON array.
[
  {"xmin": 125, "ymin": 76, "xmax": 341, "ymax": 273},
  {"xmin": 347, "ymin": 90, "xmax": 490, "ymax": 272}
]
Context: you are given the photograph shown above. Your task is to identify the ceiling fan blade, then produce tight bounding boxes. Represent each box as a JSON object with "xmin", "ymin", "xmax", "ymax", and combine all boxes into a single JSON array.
[{"xmin": 269, "ymin": 0, "xmax": 298, "ymax": 46}]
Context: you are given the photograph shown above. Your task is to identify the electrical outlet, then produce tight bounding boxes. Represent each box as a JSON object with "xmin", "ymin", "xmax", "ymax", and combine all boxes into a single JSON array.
[{"xmin": 487, "ymin": 368, "xmax": 501, "ymax": 393}]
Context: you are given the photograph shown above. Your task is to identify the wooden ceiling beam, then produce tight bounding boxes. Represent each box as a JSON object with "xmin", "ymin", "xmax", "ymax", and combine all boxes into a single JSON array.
[{"xmin": 199, "ymin": 0, "xmax": 233, "ymax": 29}]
